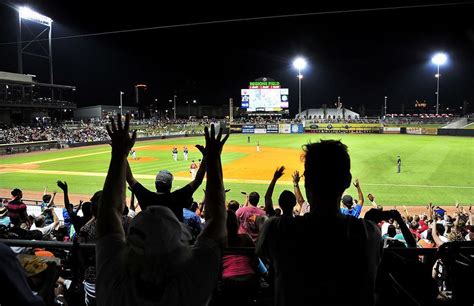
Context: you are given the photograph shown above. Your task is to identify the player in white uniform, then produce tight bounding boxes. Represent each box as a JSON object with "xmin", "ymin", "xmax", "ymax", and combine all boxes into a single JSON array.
[
  {"xmin": 190, "ymin": 160, "xmax": 198, "ymax": 179},
  {"xmin": 183, "ymin": 146, "xmax": 189, "ymax": 161},
  {"xmin": 172, "ymin": 147, "xmax": 178, "ymax": 161},
  {"xmin": 256, "ymin": 141, "xmax": 260, "ymax": 152},
  {"xmin": 130, "ymin": 149, "xmax": 137, "ymax": 160}
]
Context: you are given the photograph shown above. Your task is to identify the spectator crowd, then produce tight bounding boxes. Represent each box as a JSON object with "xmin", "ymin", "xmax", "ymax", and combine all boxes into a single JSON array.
[{"xmin": 0, "ymin": 116, "xmax": 472, "ymax": 306}]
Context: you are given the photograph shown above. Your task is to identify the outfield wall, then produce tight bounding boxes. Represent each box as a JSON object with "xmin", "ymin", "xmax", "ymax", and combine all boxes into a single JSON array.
[
  {"xmin": 231, "ymin": 123, "xmax": 304, "ymax": 134},
  {"xmin": 438, "ymin": 129, "xmax": 474, "ymax": 137}
]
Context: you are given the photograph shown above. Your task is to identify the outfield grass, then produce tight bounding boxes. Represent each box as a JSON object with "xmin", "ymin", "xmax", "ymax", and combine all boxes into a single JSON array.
[{"xmin": 1, "ymin": 134, "xmax": 473, "ymax": 205}]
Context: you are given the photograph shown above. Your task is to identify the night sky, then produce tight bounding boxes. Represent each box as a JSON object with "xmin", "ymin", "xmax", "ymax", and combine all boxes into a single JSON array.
[{"xmin": 0, "ymin": 0, "xmax": 473, "ymax": 115}]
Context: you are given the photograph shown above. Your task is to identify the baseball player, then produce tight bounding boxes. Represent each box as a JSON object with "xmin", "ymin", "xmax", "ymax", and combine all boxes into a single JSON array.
[{"xmin": 172, "ymin": 147, "xmax": 178, "ymax": 161}]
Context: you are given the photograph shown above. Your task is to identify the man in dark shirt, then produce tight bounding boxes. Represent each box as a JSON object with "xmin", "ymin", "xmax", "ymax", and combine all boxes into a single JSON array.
[
  {"xmin": 397, "ymin": 155, "xmax": 402, "ymax": 173},
  {"xmin": 126, "ymin": 153, "xmax": 206, "ymax": 222},
  {"xmin": 256, "ymin": 140, "xmax": 381, "ymax": 306}
]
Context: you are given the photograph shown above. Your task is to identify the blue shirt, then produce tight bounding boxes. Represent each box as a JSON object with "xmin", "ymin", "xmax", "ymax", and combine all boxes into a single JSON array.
[
  {"xmin": 183, "ymin": 208, "xmax": 202, "ymax": 237},
  {"xmin": 340, "ymin": 204, "xmax": 362, "ymax": 218},
  {"xmin": 0, "ymin": 216, "xmax": 10, "ymax": 227}
]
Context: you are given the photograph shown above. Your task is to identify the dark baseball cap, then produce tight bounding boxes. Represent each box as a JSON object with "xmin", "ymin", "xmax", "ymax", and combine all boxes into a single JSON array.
[
  {"xmin": 155, "ymin": 170, "xmax": 173, "ymax": 187},
  {"xmin": 342, "ymin": 195, "xmax": 353, "ymax": 206}
]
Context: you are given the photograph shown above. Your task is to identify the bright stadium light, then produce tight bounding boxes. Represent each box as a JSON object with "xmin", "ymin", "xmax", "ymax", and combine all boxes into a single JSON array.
[
  {"xmin": 293, "ymin": 57, "xmax": 307, "ymax": 117},
  {"xmin": 293, "ymin": 57, "xmax": 307, "ymax": 70},
  {"xmin": 431, "ymin": 52, "xmax": 448, "ymax": 115},
  {"xmin": 431, "ymin": 53, "xmax": 447, "ymax": 65},
  {"xmin": 19, "ymin": 7, "xmax": 53, "ymax": 25}
]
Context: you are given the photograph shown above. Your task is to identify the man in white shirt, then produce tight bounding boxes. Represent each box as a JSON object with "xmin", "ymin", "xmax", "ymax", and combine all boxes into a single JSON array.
[{"xmin": 31, "ymin": 208, "xmax": 59, "ymax": 240}]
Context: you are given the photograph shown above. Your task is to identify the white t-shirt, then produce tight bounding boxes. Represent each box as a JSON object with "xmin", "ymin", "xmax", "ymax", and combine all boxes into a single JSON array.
[{"xmin": 30, "ymin": 223, "xmax": 56, "ymax": 239}]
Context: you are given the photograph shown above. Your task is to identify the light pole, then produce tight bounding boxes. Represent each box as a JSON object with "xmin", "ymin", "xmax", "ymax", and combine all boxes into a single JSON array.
[
  {"xmin": 293, "ymin": 57, "xmax": 307, "ymax": 117},
  {"xmin": 384, "ymin": 96, "xmax": 387, "ymax": 117},
  {"xmin": 431, "ymin": 53, "xmax": 447, "ymax": 115},
  {"xmin": 173, "ymin": 95, "xmax": 177, "ymax": 120},
  {"xmin": 119, "ymin": 91, "xmax": 124, "ymax": 117}
]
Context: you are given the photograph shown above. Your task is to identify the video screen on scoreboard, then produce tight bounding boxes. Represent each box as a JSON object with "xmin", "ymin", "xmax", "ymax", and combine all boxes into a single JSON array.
[{"xmin": 241, "ymin": 88, "xmax": 289, "ymax": 112}]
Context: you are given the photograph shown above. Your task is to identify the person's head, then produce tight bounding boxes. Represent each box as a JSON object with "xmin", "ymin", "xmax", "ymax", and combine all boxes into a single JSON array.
[
  {"xmin": 248, "ymin": 192, "xmax": 260, "ymax": 207},
  {"xmin": 90, "ymin": 190, "xmax": 102, "ymax": 205},
  {"xmin": 303, "ymin": 140, "xmax": 351, "ymax": 212},
  {"xmin": 189, "ymin": 202, "xmax": 198, "ymax": 212},
  {"xmin": 387, "ymin": 224, "xmax": 397, "ymax": 238},
  {"xmin": 155, "ymin": 170, "xmax": 173, "ymax": 193},
  {"xmin": 274, "ymin": 208, "xmax": 282, "ymax": 217},
  {"xmin": 227, "ymin": 200, "xmax": 240, "ymax": 213},
  {"xmin": 11, "ymin": 188, "xmax": 22, "ymax": 199},
  {"xmin": 278, "ymin": 190, "xmax": 296, "ymax": 216},
  {"xmin": 410, "ymin": 221, "xmax": 419, "ymax": 231},
  {"xmin": 42, "ymin": 194, "xmax": 52, "ymax": 203},
  {"xmin": 341, "ymin": 195, "xmax": 354, "ymax": 209},
  {"xmin": 125, "ymin": 206, "xmax": 192, "ymax": 285},
  {"xmin": 82, "ymin": 201, "xmax": 93, "ymax": 219},
  {"xmin": 34, "ymin": 215, "xmax": 46, "ymax": 228},
  {"xmin": 414, "ymin": 215, "xmax": 420, "ymax": 222}
]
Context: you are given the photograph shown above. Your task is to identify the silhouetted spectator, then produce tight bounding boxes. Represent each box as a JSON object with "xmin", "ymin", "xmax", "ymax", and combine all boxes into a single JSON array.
[
  {"xmin": 257, "ymin": 140, "xmax": 381, "ymax": 306},
  {"xmin": 96, "ymin": 117, "xmax": 228, "ymax": 305}
]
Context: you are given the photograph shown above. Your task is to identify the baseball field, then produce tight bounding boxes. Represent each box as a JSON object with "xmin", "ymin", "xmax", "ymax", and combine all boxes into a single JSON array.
[{"xmin": 0, "ymin": 133, "xmax": 473, "ymax": 208}]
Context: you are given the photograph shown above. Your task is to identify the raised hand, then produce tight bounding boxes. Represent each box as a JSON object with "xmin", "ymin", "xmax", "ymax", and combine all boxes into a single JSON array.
[
  {"xmin": 353, "ymin": 178, "xmax": 360, "ymax": 189},
  {"xmin": 105, "ymin": 114, "xmax": 137, "ymax": 157},
  {"xmin": 57, "ymin": 181, "xmax": 68, "ymax": 192},
  {"xmin": 196, "ymin": 124, "xmax": 229, "ymax": 158},
  {"xmin": 273, "ymin": 166, "xmax": 285, "ymax": 180},
  {"xmin": 292, "ymin": 170, "xmax": 301, "ymax": 184}
]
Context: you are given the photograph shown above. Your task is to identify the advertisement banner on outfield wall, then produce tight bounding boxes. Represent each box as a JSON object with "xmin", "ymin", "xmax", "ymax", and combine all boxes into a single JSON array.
[
  {"xmin": 421, "ymin": 128, "xmax": 438, "ymax": 135},
  {"xmin": 266, "ymin": 124, "xmax": 279, "ymax": 133},
  {"xmin": 383, "ymin": 127, "xmax": 401, "ymax": 134},
  {"xmin": 406, "ymin": 127, "xmax": 422, "ymax": 135},
  {"xmin": 242, "ymin": 125, "xmax": 255, "ymax": 134},
  {"xmin": 279, "ymin": 124, "xmax": 291, "ymax": 134},
  {"xmin": 254, "ymin": 124, "xmax": 267, "ymax": 134},
  {"xmin": 291, "ymin": 124, "xmax": 304, "ymax": 134}
]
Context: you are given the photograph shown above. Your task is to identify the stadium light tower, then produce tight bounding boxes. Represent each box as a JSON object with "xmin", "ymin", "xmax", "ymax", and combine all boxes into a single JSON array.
[
  {"xmin": 119, "ymin": 91, "xmax": 124, "ymax": 117},
  {"xmin": 17, "ymin": 6, "xmax": 54, "ymax": 84},
  {"xmin": 293, "ymin": 57, "xmax": 307, "ymax": 117},
  {"xmin": 431, "ymin": 53, "xmax": 448, "ymax": 115}
]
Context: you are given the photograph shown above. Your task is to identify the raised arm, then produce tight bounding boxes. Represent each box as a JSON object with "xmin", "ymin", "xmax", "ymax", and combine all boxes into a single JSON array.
[
  {"xmin": 126, "ymin": 160, "xmax": 138, "ymax": 188},
  {"xmin": 353, "ymin": 178, "xmax": 364, "ymax": 207},
  {"xmin": 128, "ymin": 186, "xmax": 136, "ymax": 212},
  {"xmin": 97, "ymin": 114, "xmax": 137, "ymax": 239},
  {"xmin": 198, "ymin": 125, "xmax": 229, "ymax": 242},
  {"xmin": 57, "ymin": 181, "xmax": 72, "ymax": 214},
  {"xmin": 430, "ymin": 220, "xmax": 445, "ymax": 247},
  {"xmin": 50, "ymin": 207, "xmax": 59, "ymax": 228},
  {"xmin": 264, "ymin": 166, "xmax": 284, "ymax": 217},
  {"xmin": 48, "ymin": 191, "xmax": 57, "ymax": 207},
  {"xmin": 367, "ymin": 193, "xmax": 378, "ymax": 208},
  {"xmin": 292, "ymin": 170, "xmax": 305, "ymax": 205},
  {"xmin": 392, "ymin": 210, "xmax": 417, "ymax": 248}
]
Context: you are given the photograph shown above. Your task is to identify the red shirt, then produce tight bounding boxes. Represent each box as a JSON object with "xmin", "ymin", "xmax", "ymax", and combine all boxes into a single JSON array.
[
  {"xmin": 222, "ymin": 255, "xmax": 255, "ymax": 279},
  {"xmin": 7, "ymin": 198, "xmax": 27, "ymax": 220}
]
